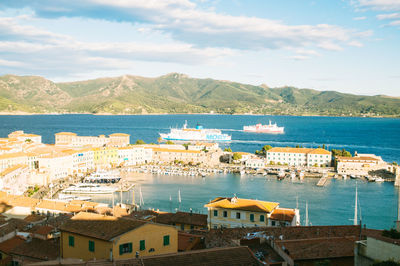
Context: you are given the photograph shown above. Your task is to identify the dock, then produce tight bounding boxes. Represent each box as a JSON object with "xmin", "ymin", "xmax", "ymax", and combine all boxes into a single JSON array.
[{"xmin": 316, "ymin": 176, "xmax": 328, "ymax": 187}]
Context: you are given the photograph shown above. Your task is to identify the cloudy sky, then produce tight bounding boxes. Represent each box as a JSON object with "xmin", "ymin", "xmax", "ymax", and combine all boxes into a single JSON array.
[{"xmin": 0, "ymin": 0, "xmax": 399, "ymax": 96}]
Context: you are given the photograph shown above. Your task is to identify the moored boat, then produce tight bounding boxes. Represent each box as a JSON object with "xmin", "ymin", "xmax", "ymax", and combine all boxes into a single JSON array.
[{"xmin": 61, "ymin": 183, "xmax": 118, "ymax": 194}]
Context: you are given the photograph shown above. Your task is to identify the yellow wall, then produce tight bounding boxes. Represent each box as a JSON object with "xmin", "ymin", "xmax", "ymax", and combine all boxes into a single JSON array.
[
  {"xmin": 113, "ymin": 223, "xmax": 178, "ymax": 259},
  {"xmin": 61, "ymin": 223, "xmax": 178, "ymax": 261},
  {"xmin": 61, "ymin": 232, "xmax": 112, "ymax": 261},
  {"xmin": 174, "ymin": 223, "xmax": 204, "ymax": 231},
  {"xmin": 208, "ymin": 208, "xmax": 268, "ymax": 228}
]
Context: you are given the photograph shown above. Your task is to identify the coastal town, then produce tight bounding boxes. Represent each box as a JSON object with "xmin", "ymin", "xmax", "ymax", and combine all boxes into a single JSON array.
[{"xmin": 0, "ymin": 129, "xmax": 399, "ymax": 265}]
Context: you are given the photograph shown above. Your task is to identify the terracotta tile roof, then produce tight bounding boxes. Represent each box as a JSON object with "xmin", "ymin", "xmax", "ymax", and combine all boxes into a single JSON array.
[
  {"xmin": 23, "ymin": 214, "xmax": 47, "ymax": 223},
  {"xmin": 178, "ymin": 232, "xmax": 205, "ymax": 252},
  {"xmin": 28, "ymin": 225, "xmax": 55, "ymax": 236},
  {"xmin": 156, "ymin": 212, "xmax": 207, "ymax": 227},
  {"xmin": 0, "ymin": 218, "xmax": 29, "ymax": 238},
  {"xmin": 11, "ymin": 238, "xmax": 59, "ymax": 261},
  {"xmin": 308, "ymin": 148, "xmax": 331, "ymax": 155},
  {"xmin": 139, "ymin": 246, "xmax": 262, "ymax": 266},
  {"xmin": 0, "ymin": 164, "xmax": 27, "ymax": 176},
  {"xmin": 152, "ymin": 148, "xmax": 201, "ymax": 154},
  {"xmin": 204, "ymin": 197, "xmax": 279, "ymax": 213},
  {"xmin": 0, "ymin": 236, "xmax": 25, "ymax": 253},
  {"xmin": 269, "ymin": 208, "xmax": 296, "ymax": 222},
  {"xmin": 336, "ymin": 156, "xmax": 379, "ymax": 161},
  {"xmin": 204, "ymin": 225, "xmax": 363, "ymax": 249},
  {"xmin": 267, "ymin": 148, "xmax": 313, "ymax": 154},
  {"xmin": 55, "ymin": 132, "xmax": 77, "ymax": 136},
  {"xmin": 109, "ymin": 133, "xmax": 130, "ymax": 137},
  {"xmin": 59, "ymin": 212, "xmax": 147, "ymax": 241},
  {"xmin": 276, "ymin": 236, "xmax": 356, "ymax": 260}
]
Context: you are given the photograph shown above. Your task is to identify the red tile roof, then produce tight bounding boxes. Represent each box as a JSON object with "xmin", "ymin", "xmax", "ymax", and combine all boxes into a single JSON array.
[
  {"xmin": 0, "ymin": 236, "xmax": 25, "ymax": 254},
  {"xmin": 269, "ymin": 208, "xmax": 296, "ymax": 222},
  {"xmin": 276, "ymin": 236, "xmax": 356, "ymax": 260}
]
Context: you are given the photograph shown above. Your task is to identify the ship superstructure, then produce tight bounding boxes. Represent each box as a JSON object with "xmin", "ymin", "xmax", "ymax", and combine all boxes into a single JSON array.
[
  {"xmin": 160, "ymin": 121, "xmax": 231, "ymax": 142},
  {"xmin": 243, "ymin": 121, "xmax": 284, "ymax": 133}
]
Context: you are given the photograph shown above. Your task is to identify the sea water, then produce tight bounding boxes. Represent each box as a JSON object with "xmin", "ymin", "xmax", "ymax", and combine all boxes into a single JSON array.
[{"xmin": 0, "ymin": 114, "xmax": 399, "ymax": 229}]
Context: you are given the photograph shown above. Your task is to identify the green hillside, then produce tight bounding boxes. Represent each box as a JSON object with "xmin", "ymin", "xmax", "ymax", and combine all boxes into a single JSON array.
[{"xmin": 0, "ymin": 73, "xmax": 399, "ymax": 116}]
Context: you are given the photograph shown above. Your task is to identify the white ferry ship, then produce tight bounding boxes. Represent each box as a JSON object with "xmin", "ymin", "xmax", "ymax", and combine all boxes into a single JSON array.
[
  {"xmin": 61, "ymin": 183, "xmax": 118, "ymax": 194},
  {"xmin": 160, "ymin": 121, "xmax": 231, "ymax": 142},
  {"xmin": 243, "ymin": 121, "xmax": 284, "ymax": 133}
]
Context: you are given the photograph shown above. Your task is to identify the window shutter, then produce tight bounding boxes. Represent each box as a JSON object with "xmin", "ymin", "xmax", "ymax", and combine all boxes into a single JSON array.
[
  {"xmin": 119, "ymin": 244, "xmax": 123, "ymax": 255},
  {"xmin": 129, "ymin": 243, "xmax": 132, "ymax": 253}
]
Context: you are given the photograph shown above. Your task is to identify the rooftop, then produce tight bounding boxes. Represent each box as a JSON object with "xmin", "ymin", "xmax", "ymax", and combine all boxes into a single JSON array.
[
  {"xmin": 276, "ymin": 236, "xmax": 356, "ymax": 260},
  {"xmin": 59, "ymin": 212, "xmax": 147, "ymax": 241},
  {"xmin": 204, "ymin": 197, "xmax": 279, "ymax": 213},
  {"xmin": 156, "ymin": 211, "xmax": 208, "ymax": 227},
  {"xmin": 269, "ymin": 208, "xmax": 296, "ymax": 222}
]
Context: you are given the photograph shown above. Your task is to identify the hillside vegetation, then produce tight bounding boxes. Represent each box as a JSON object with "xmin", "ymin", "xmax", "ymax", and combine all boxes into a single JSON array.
[{"xmin": 0, "ymin": 73, "xmax": 399, "ymax": 116}]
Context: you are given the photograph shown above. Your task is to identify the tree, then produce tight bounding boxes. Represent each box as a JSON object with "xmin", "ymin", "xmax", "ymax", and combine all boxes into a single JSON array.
[
  {"xmin": 233, "ymin": 152, "xmax": 242, "ymax": 161},
  {"xmin": 224, "ymin": 147, "xmax": 232, "ymax": 152},
  {"xmin": 183, "ymin": 143, "xmax": 190, "ymax": 150},
  {"xmin": 393, "ymin": 161, "xmax": 398, "ymax": 166},
  {"xmin": 166, "ymin": 140, "xmax": 174, "ymax": 145},
  {"xmin": 135, "ymin": 139, "xmax": 146, "ymax": 145},
  {"xmin": 322, "ymin": 144, "xmax": 326, "ymax": 150}
]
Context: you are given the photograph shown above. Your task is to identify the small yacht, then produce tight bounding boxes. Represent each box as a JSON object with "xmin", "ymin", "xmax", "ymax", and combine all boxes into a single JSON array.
[{"xmin": 84, "ymin": 170, "xmax": 121, "ymax": 184}]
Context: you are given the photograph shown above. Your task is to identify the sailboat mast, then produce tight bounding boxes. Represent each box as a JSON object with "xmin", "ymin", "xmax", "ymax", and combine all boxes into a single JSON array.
[
  {"xmin": 178, "ymin": 189, "xmax": 181, "ymax": 203},
  {"xmin": 305, "ymin": 201, "xmax": 309, "ymax": 226},
  {"xmin": 354, "ymin": 184, "xmax": 358, "ymax": 225}
]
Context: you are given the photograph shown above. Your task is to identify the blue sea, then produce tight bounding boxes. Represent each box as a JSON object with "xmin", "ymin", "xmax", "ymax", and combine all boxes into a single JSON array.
[{"xmin": 0, "ymin": 114, "xmax": 399, "ymax": 229}]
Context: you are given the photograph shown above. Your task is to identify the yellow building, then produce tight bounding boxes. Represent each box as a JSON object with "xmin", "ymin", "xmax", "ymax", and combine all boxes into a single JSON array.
[
  {"xmin": 93, "ymin": 147, "xmax": 119, "ymax": 168},
  {"xmin": 60, "ymin": 212, "xmax": 178, "ymax": 261},
  {"xmin": 204, "ymin": 196, "xmax": 300, "ymax": 229}
]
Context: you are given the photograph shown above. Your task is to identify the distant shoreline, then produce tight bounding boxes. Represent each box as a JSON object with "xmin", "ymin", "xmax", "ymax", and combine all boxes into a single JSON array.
[{"xmin": 0, "ymin": 111, "xmax": 397, "ymax": 118}]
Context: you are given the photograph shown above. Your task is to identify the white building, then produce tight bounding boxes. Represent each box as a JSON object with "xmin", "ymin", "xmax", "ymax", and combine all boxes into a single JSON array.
[
  {"xmin": 245, "ymin": 158, "xmax": 266, "ymax": 168},
  {"xmin": 8, "ymin": 131, "xmax": 42, "ymax": 144},
  {"xmin": 0, "ymin": 164, "xmax": 30, "ymax": 195},
  {"xmin": 117, "ymin": 146, "xmax": 153, "ymax": 166},
  {"xmin": 266, "ymin": 147, "xmax": 331, "ymax": 167},
  {"xmin": 55, "ymin": 132, "xmax": 130, "ymax": 147}
]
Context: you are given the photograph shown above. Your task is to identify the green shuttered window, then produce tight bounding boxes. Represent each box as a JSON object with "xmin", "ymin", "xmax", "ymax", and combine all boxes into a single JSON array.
[
  {"xmin": 88, "ymin": 240, "xmax": 95, "ymax": 252},
  {"xmin": 140, "ymin": 240, "xmax": 145, "ymax": 251},
  {"xmin": 68, "ymin": 236, "xmax": 74, "ymax": 247},
  {"xmin": 163, "ymin": 235, "xmax": 170, "ymax": 246},
  {"xmin": 119, "ymin": 243, "xmax": 132, "ymax": 255}
]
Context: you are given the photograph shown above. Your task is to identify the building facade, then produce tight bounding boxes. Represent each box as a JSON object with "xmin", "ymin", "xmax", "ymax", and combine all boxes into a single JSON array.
[
  {"xmin": 204, "ymin": 196, "xmax": 300, "ymax": 229},
  {"xmin": 266, "ymin": 147, "xmax": 331, "ymax": 167},
  {"xmin": 336, "ymin": 154, "xmax": 388, "ymax": 175},
  {"xmin": 60, "ymin": 212, "xmax": 178, "ymax": 261},
  {"xmin": 55, "ymin": 132, "xmax": 130, "ymax": 148}
]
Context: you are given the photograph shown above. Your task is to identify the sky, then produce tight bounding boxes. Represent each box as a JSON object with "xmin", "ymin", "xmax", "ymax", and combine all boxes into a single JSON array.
[{"xmin": 0, "ymin": 0, "xmax": 399, "ymax": 96}]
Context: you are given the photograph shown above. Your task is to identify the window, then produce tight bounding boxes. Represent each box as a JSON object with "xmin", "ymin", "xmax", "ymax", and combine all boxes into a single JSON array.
[
  {"xmin": 68, "ymin": 236, "xmax": 74, "ymax": 247},
  {"xmin": 250, "ymin": 214, "xmax": 254, "ymax": 222},
  {"xmin": 140, "ymin": 240, "xmax": 145, "ymax": 251},
  {"xmin": 223, "ymin": 211, "xmax": 228, "ymax": 217},
  {"xmin": 260, "ymin": 215, "xmax": 265, "ymax": 222},
  {"xmin": 180, "ymin": 224, "xmax": 185, "ymax": 230},
  {"xmin": 190, "ymin": 225, "xmax": 194, "ymax": 230},
  {"xmin": 271, "ymin": 221, "xmax": 276, "ymax": 226},
  {"xmin": 163, "ymin": 235, "xmax": 170, "ymax": 246},
  {"xmin": 213, "ymin": 210, "xmax": 218, "ymax": 216},
  {"xmin": 236, "ymin": 212, "xmax": 241, "ymax": 219},
  {"xmin": 88, "ymin": 240, "xmax": 95, "ymax": 252},
  {"xmin": 119, "ymin": 243, "xmax": 132, "ymax": 255}
]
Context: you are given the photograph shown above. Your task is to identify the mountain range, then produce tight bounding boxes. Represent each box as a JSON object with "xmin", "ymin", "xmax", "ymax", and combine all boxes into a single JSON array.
[{"xmin": 0, "ymin": 73, "xmax": 399, "ymax": 117}]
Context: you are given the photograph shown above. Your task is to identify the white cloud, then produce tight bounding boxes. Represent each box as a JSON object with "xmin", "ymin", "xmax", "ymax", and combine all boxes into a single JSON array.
[
  {"xmin": 376, "ymin": 12, "xmax": 400, "ymax": 19},
  {"xmin": 389, "ymin": 19, "xmax": 400, "ymax": 25},
  {"xmin": 357, "ymin": 0, "xmax": 400, "ymax": 11},
  {"xmin": 0, "ymin": 16, "xmax": 233, "ymax": 78},
  {"xmin": 0, "ymin": 0, "xmax": 368, "ymax": 52},
  {"xmin": 353, "ymin": 16, "xmax": 367, "ymax": 20}
]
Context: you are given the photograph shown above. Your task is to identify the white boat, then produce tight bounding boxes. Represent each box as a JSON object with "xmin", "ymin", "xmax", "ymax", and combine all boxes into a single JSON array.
[
  {"xmin": 299, "ymin": 171, "xmax": 305, "ymax": 181},
  {"xmin": 375, "ymin": 177, "xmax": 385, "ymax": 182},
  {"xmin": 160, "ymin": 121, "xmax": 231, "ymax": 142},
  {"xmin": 290, "ymin": 171, "xmax": 296, "ymax": 181},
  {"xmin": 278, "ymin": 169, "xmax": 285, "ymax": 180},
  {"xmin": 84, "ymin": 170, "xmax": 121, "ymax": 183},
  {"xmin": 240, "ymin": 169, "xmax": 245, "ymax": 176},
  {"xmin": 243, "ymin": 121, "xmax": 284, "ymax": 134},
  {"xmin": 61, "ymin": 183, "xmax": 118, "ymax": 194}
]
